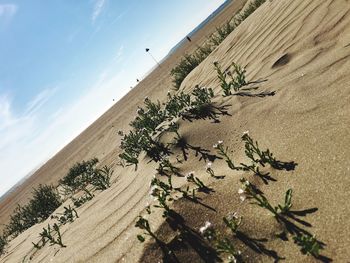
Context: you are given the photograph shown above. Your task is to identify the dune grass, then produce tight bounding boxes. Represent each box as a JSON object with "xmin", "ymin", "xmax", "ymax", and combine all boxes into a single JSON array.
[{"xmin": 170, "ymin": 0, "xmax": 267, "ymax": 90}]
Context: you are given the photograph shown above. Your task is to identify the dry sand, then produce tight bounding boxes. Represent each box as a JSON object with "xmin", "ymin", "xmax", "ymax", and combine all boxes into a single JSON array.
[{"xmin": 1, "ymin": 0, "xmax": 350, "ymax": 262}]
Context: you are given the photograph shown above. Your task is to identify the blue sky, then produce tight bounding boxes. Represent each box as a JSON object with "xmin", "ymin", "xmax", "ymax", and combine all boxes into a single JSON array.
[{"xmin": 0, "ymin": 0, "xmax": 225, "ymax": 196}]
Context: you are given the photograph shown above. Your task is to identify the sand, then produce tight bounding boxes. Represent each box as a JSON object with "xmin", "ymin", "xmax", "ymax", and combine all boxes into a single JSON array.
[{"xmin": 1, "ymin": 0, "xmax": 350, "ymax": 262}]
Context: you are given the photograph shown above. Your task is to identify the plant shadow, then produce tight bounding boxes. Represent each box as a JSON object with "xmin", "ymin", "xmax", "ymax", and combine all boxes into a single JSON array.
[
  {"xmin": 173, "ymin": 136, "xmax": 222, "ymax": 163},
  {"xmin": 235, "ymin": 231, "xmax": 285, "ymax": 262},
  {"xmin": 164, "ymin": 211, "xmax": 222, "ymax": 263},
  {"xmin": 234, "ymin": 90, "xmax": 276, "ymax": 98},
  {"xmin": 181, "ymin": 103, "xmax": 232, "ymax": 123},
  {"xmin": 275, "ymin": 209, "xmax": 332, "ymax": 263}
]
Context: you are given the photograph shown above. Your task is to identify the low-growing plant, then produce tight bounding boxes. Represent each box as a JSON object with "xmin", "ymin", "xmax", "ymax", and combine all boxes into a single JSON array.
[
  {"xmin": 186, "ymin": 86, "xmax": 215, "ymax": 118},
  {"xmin": 171, "ymin": 0, "xmax": 266, "ymax": 90},
  {"xmin": 0, "ymin": 235, "xmax": 7, "ymax": 256},
  {"xmin": 214, "ymin": 61, "xmax": 247, "ymax": 96},
  {"xmin": 238, "ymin": 178, "xmax": 278, "ymax": 216},
  {"xmin": 242, "ymin": 132, "xmax": 278, "ymax": 168},
  {"xmin": 205, "ymin": 162, "xmax": 215, "ymax": 177},
  {"xmin": 59, "ymin": 158, "xmax": 112, "ymax": 198},
  {"xmin": 164, "ymin": 91, "xmax": 191, "ymax": 119},
  {"xmin": 34, "ymin": 223, "xmax": 66, "ymax": 249},
  {"xmin": 130, "ymin": 97, "xmax": 167, "ymax": 133},
  {"xmin": 92, "ymin": 165, "xmax": 113, "ymax": 190},
  {"xmin": 277, "ymin": 189, "xmax": 293, "ymax": 214},
  {"xmin": 223, "ymin": 212, "xmax": 242, "ymax": 234},
  {"xmin": 4, "ymin": 184, "xmax": 62, "ymax": 239},
  {"xmin": 186, "ymin": 172, "xmax": 207, "ymax": 190},
  {"xmin": 156, "ymin": 158, "xmax": 179, "ymax": 176},
  {"xmin": 71, "ymin": 194, "xmax": 94, "ymax": 208},
  {"xmin": 53, "ymin": 205, "xmax": 79, "ymax": 225},
  {"xmin": 238, "ymin": 178, "xmax": 293, "ymax": 216},
  {"xmin": 216, "ymin": 238, "xmax": 242, "ymax": 263},
  {"xmin": 199, "ymin": 221, "xmax": 242, "ymax": 262},
  {"xmin": 213, "ymin": 140, "xmax": 243, "ymax": 171},
  {"xmin": 293, "ymin": 233, "xmax": 321, "ymax": 257},
  {"xmin": 135, "ymin": 216, "xmax": 157, "ymax": 243}
]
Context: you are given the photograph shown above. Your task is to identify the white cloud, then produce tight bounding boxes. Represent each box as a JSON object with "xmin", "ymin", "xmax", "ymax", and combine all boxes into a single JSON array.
[
  {"xmin": 91, "ymin": 0, "xmax": 106, "ymax": 24},
  {"xmin": 0, "ymin": 4, "xmax": 17, "ymax": 18},
  {"xmin": 26, "ymin": 87, "xmax": 57, "ymax": 115},
  {"xmin": 0, "ymin": 70, "xmax": 130, "ymax": 197},
  {"xmin": 114, "ymin": 45, "xmax": 124, "ymax": 62}
]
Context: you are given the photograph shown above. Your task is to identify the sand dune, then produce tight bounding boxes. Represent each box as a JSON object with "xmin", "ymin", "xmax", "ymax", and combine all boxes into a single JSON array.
[{"xmin": 1, "ymin": 0, "xmax": 350, "ymax": 262}]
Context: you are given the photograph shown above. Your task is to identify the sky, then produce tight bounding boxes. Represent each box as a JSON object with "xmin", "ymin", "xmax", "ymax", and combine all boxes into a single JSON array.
[{"xmin": 0, "ymin": 0, "xmax": 226, "ymax": 197}]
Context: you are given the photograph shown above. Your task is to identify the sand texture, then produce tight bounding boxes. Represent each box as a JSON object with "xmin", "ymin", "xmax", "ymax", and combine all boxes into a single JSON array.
[{"xmin": 1, "ymin": 0, "xmax": 350, "ymax": 262}]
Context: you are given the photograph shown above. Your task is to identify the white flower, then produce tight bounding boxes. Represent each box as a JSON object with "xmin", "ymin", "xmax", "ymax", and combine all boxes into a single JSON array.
[
  {"xmin": 149, "ymin": 185, "xmax": 159, "ymax": 196},
  {"xmin": 206, "ymin": 162, "xmax": 212, "ymax": 170},
  {"xmin": 239, "ymin": 195, "xmax": 246, "ymax": 202},
  {"xmin": 242, "ymin": 130, "xmax": 249, "ymax": 136},
  {"xmin": 186, "ymin": 171, "xmax": 195, "ymax": 179},
  {"xmin": 228, "ymin": 255, "xmax": 237, "ymax": 263},
  {"xmin": 238, "ymin": 188, "xmax": 245, "ymax": 194},
  {"xmin": 226, "ymin": 212, "xmax": 239, "ymax": 221},
  {"xmin": 199, "ymin": 221, "xmax": 212, "ymax": 234},
  {"xmin": 213, "ymin": 140, "xmax": 223, "ymax": 149}
]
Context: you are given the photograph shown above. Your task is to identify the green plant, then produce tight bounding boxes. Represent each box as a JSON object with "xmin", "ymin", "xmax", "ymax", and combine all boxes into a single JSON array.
[
  {"xmin": 71, "ymin": 194, "xmax": 94, "ymax": 208},
  {"xmin": 187, "ymin": 85, "xmax": 215, "ymax": 117},
  {"xmin": 59, "ymin": 158, "xmax": 99, "ymax": 196},
  {"xmin": 4, "ymin": 184, "xmax": 62, "ymax": 239},
  {"xmin": 59, "ymin": 158, "xmax": 112, "ymax": 197},
  {"xmin": 213, "ymin": 141, "xmax": 243, "ymax": 171},
  {"xmin": 238, "ymin": 178, "xmax": 277, "ymax": 216},
  {"xmin": 205, "ymin": 162, "xmax": 215, "ymax": 177},
  {"xmin": 164, "ymin": 92, "xmax": 191, "ymax": 119},
  {"xmin": 241, "ymin": 132, "xmax": 280, "ymax": 169},
  {"xmin": 186, "ymin": 172, "xmax": 207, "ymax": 190},
  {"xmin": 171, "ymin": 0, "xmax": 266, "ymax": 90},
  {"xmin": 34, "ymin": 223, "xmax": 66, "ymax": 249},
  {"xmin": 170, "ymin": 54, "xmax": 202, "ymax": 90},
  {"xmin": 214, "ymin": 62, "xmax": 232, "ymax": 96},
  {"xmin": 277, "ymin": 189, "xmax": 293, "ymax": 214},
  {"xmin": 0, "ymin": 235, "xmax": 7, "ymax": 256},
  {"xmin": 92, "ymin": 165, "xmax": 113, "ymax": 190},
  {"xmin": 135, "ymin": 216, "xmax": 157, "ymax": 243},
  {"xmin": 293, "ymin": 233, "xmax": 321, "ymax": 257},
  {"xmin": 156, "ymin": 158, "xmax": 179, "ymax": 176},
  {"xmin": 214, "ymin": 62, "xmax": 247, "ymax": 96},
  {"xmin": 149, "ymin": 176, "xmax": 174, "ymax": 217},
  {"xmin": 238, "ymin": 178, "xmax": 293, "ymax": 216},
  {"xmin": 216, "ymin": 238, "xmax": 242, "ymax": 263},
  {"xmin": 53, "ymin": 205, "xmax": 79, "ymax": 225},
  {"xmin": 199, "ymin": 221, "xmax": 241, "ymax": 262},
  {"xmin": 223, "ymin": 212, "xmax": 242, "ymax": 234}
]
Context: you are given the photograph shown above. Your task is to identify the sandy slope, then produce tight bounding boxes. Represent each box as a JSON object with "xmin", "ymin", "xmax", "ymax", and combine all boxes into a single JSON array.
[{"xmin": 1, "ymin": 0, "xmax": 350, "ymax": 262}]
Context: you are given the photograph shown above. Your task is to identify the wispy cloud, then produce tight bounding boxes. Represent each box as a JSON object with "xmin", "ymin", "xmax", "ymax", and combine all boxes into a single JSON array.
[
  {"xmin": 0, "ymin": 4, "xmax": 18, "ymax": 18},
  {"xmin": 91, "ymin": 0, "xmax": 106, "ymax": 24},
  {"xmin": 114, "ymin": 45, "xmax": 124, "ymax": 62},
  {"xmin": 25, "ymin": 87, "xmax": 57, "ymax": 115}
]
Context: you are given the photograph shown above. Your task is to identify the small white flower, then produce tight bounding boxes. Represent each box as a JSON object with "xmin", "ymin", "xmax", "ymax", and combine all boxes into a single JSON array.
[
  {"xmin": 242, "ymin": 130, "xmax": 249, "ymax": 136},
  {"xmin": 238, "ymin": 188, "xmax": 245, "ymax": 194},
  {"xmin": 218, "ymin": 140, "xmax": 223, "ymax": 144},
  {"xmin": 239, "ymin": 195, "xmax": 246, "ymax": 202},
  {"xmin": 206, "ymin": 162, "xmax": 212, "ymax": 169},
  {"xmin": 199, "ymin": 221, "xmax": 212, "ymax": 234},
  {"xmin": 186, "ymin": 171, "xmax": 195, "ymax": 179},
  {"xmin": 228, "ymin": 255, "xmax": 237, "ymax": 263},
  {"xmin": 213, "ymin": 144, "xmax": 218, "ymax": 149}
]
